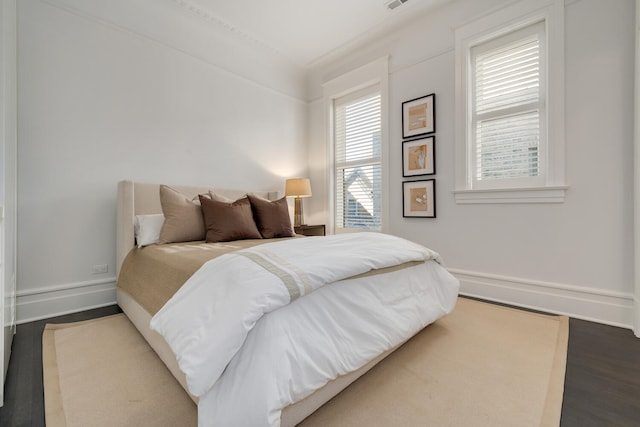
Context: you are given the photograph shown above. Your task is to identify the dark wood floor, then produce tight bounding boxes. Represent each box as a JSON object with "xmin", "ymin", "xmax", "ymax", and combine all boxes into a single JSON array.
[{"xmin": 0, "ymin": 303, "xmax": 638, "ymax": 426}]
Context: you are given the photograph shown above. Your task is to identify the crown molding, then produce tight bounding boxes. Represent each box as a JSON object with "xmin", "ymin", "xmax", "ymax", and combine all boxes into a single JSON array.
[{"xmin": 171, "ymin": 0, "xmax": 294, "ymax": 65}]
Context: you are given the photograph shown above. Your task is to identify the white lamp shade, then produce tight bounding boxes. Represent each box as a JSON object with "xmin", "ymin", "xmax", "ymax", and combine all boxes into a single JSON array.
[{"xmin": 285, "ymin": 178, "xmax": 312, "ymax": 198}]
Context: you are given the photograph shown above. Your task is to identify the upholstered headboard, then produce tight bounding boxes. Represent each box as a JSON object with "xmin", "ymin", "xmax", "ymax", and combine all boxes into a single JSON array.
[{"xmin": 116, "ymin": 180, "xmax": 278, "ymax": 276}]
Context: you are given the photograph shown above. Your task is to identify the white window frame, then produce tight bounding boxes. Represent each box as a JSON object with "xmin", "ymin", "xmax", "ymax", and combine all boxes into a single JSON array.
[
  {"xmin": 333, "ymin": 87, "xmax": 382, "ymax": 231},
  {"xmin": 454, "ymin": 0, "xmax": 567, "ymax": 204},
  {"xmin": 323, "ymin": 57, "xmax": 389, "ymax": 233}
]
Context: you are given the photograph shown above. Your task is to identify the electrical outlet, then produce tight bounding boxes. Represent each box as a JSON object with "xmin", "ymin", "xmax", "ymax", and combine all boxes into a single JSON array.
[{"xmin": 91, "ymin": 264, "xmax": 108, "ymax": 275}]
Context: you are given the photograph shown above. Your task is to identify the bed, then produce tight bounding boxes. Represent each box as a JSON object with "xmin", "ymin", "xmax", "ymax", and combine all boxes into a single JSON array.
[{"xmin": 115, "ymin": 180, "xmax": 459, "ymax": 427}]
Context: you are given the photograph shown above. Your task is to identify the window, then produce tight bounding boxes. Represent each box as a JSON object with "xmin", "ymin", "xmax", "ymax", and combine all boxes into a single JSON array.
[
  {"xmin": 334, "ymin": 87, "xmax": 382, "ymax": 231},
  {"xmin": 322, "ymin": 56, "xmax": 388, "ymax": 233},
  {"xmin": 454, "ymin": 0, "xmax": 566, "ymax": 204},
  {"xmin": 471, "ymin": 22, "xmax": 544, "ymax": 188}
]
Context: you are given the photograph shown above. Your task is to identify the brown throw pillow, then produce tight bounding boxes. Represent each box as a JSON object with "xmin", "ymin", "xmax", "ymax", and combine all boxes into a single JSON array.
[
  {"xmin": 158, "ymin": 185, "xmax": 206, "ymax": 243},
  {"xmin": 247, "ymin": 195, "xmax": 294, "ymax": 239},
  {"xmin": 199, "ymin": 195, "xmax": 262, "ymax": 243}
]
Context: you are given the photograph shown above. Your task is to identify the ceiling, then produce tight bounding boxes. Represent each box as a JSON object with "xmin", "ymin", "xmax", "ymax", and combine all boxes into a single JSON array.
[{"xmin": 178, "ymin": 0, "xmax": 452, "ymax": 68}]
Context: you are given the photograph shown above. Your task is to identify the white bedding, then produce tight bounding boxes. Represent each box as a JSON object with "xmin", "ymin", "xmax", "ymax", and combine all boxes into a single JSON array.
[{"xmin": 150, "ymin": 232, "xmax": 459, "ymax": 426}]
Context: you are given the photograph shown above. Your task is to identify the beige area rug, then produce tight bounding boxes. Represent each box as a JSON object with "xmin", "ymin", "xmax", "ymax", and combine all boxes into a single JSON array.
[
  {"xmin": 43, "ymin": 298, "xmax": 568, "ymax": 427},
  {"xmin": 42, "ymin": 314, "xmax": 197, "ymax": 427}
]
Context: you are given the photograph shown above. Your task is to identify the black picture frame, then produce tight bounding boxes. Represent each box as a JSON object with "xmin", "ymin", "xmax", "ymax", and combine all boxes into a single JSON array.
[
  {"xmin": 402, "ymin": 93, "xmax": 436, "ymax": 139},
  {"xmin": 402, "ymin": 179, "xmax": 436, "ymax": 218},
  {"xmin": 402, "ymin": 136, "xmax": 435, "ymax": 177}
]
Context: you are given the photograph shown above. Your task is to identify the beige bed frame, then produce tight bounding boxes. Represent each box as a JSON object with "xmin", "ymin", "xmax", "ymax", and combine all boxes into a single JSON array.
[{"xmin": 115, "ymin": 180, "xmax": 396, "ymax": 426}]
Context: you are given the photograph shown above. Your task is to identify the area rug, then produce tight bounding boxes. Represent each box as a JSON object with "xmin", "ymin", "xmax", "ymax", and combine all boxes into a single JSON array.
[
  {"xmin": 42, "ymin": 314, "xmax": 197, "ymax": 427},
  {"xmin": 43, "ymin": 297, "xmax": 568, "ymax": 427}
]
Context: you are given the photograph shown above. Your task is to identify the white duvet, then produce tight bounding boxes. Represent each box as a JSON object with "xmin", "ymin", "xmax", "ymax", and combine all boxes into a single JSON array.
[{"xmin": 150, "ymin": 232, "xmax": 459, "ymax": 426}]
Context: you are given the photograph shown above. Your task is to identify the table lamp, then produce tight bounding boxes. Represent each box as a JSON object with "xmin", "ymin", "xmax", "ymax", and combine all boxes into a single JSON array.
[{"xmin": 285, "ymin": 178, "xmax": 312, "ymax": 227}]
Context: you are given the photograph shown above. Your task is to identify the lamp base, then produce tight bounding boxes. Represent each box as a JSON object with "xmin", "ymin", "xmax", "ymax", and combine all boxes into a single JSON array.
[{"xmin": 293, "ymin": 197, "xmax": 305, "ymax": 227}]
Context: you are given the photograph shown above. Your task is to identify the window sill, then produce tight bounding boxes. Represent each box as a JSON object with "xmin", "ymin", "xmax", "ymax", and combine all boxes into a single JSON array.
[{"xmin": 454, "ymin": 186, "xmax": 568, "ymax": 204}]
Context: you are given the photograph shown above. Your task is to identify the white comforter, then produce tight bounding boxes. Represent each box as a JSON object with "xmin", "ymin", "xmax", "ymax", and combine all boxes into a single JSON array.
[{"xmin": 150, "ymin": 232, "xmax": 459, "ymax": 426}]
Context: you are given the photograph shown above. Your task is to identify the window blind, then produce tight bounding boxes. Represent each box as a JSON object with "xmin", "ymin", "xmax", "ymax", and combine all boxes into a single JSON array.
[
  {"xmin": 334, "ymin": 89, "xmax": 382, "ymax": 230},
  {"xmin": 472, "ymin": 23, "xmax": 543, "ymax": 182}
]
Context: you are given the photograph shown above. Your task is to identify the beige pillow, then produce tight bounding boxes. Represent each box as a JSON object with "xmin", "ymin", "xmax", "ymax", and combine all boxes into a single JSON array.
[
  {"xmin": 208, "ymin": 192, "xmax": 237, "ymax": 203},
  {"xmin": 247, "ymin": 195, "xmax": 294, "ymax": 239},
  {"xmin": 199, "ymin": 195, "xmax": 262, "ymax": 243},
  {"xmin": 158, "ymin": 185, "xmax": 206, "ymax": 243}
]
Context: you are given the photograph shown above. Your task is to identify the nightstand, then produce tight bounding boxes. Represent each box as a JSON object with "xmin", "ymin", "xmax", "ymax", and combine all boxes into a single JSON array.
[{"xmin": 294, "ymin": 224, "xmax": 326, "ymax": 237}]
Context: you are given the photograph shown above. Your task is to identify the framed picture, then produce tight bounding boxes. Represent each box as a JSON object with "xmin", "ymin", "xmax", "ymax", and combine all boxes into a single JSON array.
[
  {"xmin": 403, "ymin": 179, "xmax": 436, "ymax": 218},
  {"xmin": 402, "ymin": 93, "xmax": 435, "ymax": 139},
  {"xmin": 403, "ymin": 136, "xmax": 435, "ymax": 176}
]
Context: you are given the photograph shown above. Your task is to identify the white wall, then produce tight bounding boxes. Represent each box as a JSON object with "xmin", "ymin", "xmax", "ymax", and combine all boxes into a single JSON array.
[
  {"xmin": 16, "ymin": 0, "xmax": 308, "ymax": 322},
  {"xmin": 1, "ymin": 0, "xmax": 17, "ymax": 406},
  {"xmin": 308, "ymin": 0, "xmax": 636, "ymax": 328}
]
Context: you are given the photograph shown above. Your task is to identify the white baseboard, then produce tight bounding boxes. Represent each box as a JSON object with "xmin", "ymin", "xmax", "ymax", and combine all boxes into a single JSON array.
[
  {"xmin": 16, "ymin": 277, "xmax": 117, "ymax": 324},
  {"xmin": 450, "ymin": 268, "xmax": 635, "ymax": 330}
]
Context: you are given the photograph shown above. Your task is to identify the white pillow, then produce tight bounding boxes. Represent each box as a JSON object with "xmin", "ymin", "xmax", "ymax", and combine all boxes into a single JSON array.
[{"xmin": 134, "ymin": 214, "xmax": 165, "ymax": 247}]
